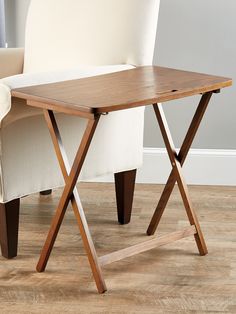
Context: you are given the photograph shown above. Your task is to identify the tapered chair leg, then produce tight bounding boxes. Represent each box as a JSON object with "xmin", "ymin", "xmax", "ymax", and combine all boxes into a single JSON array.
[
  {"xmin": 0, "ymin": 198, "xmax": 20, "ymax": 259},
  {"xmin": 40, "ymin": 190, "xmax": 52, "ymax": 196},
  {"xmin": 114, "ymin": 169, "xmax": 137, "ymax": 225}
]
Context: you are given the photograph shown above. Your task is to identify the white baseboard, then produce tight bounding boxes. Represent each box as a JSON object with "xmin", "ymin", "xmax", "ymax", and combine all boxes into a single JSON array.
[{"xmin": 89, "ymin": 148, "xmax": 236, "ymax": 186}]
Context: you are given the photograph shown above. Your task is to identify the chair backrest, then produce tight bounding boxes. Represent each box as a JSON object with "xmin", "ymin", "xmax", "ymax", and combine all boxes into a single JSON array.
[{"xmin": 23, "ymin": 0, "xmax": 160, "ymax": 73}]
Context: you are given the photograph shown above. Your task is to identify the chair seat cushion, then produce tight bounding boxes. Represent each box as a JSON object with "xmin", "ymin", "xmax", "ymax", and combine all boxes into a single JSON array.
[{"xmin": 0, "ymin": 64, "xmax": 134, "ymax": 126}]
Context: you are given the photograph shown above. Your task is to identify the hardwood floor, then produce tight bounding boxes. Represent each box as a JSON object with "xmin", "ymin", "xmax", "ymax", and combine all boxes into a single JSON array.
[{"xmin": 0, "ymin": 183, "xmax": 236, "ymax": 313}]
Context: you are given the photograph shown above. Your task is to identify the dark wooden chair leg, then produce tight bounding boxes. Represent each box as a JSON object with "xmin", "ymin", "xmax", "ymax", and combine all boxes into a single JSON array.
[
  {"xmin": 114, "ymin": 169, "xmax": 137, "ymax": 225},
  {"xmin": 40, "ymin": 189, "xmax": 52, "ymax": 195},
  {"xmin": 0, "ymin": 198, "xmax": 20, "ymax": 259}
]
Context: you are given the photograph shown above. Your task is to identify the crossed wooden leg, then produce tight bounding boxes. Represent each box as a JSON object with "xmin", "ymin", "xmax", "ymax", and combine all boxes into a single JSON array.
[
  {"xmin": 36, "ymin": 92, "xmax": 213, "ymax": 293},
  {"xmin": 36, "ymin": 110, "xmax": 106, "ymax": 293},
  {"xmin": 147, "ymin": 92, "xmax": 213, "ymax": 255}
]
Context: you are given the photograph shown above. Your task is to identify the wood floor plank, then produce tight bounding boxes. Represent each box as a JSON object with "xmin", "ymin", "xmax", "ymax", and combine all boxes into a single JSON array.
[{"xmin": 0, "ymin": 183, "xmax": 236, "ymax": 313}]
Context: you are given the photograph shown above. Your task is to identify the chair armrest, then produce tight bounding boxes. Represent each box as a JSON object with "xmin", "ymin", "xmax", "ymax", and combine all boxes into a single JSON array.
[
  {"xmin": 0, "ymin": 64, "xmax": 134, "ymax": 126},
  {"xmin": 0, "ymin": 48, "xmax": 24, "ymax": 79}
]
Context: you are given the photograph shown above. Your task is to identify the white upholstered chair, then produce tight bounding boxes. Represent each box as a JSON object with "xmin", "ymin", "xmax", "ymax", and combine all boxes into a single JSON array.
[{"xmin": 0, "ymin": 0, "xmax": 160, "ymax": 258}]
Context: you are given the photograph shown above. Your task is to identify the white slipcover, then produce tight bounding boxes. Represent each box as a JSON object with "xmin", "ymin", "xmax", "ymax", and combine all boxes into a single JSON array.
[{"xmin": 0, "ymin": 0, "xmax": 160, "ymax": 202}]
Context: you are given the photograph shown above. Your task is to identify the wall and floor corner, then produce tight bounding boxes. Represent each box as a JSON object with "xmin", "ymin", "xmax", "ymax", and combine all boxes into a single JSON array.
[{"xmin": 3, "ymin": 0, "xmax": 236, "ymax": 185}]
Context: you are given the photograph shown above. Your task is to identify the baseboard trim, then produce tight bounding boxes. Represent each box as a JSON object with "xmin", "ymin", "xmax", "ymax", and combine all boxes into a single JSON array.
[{"xmin": 89, "ymin": 148, "xmax": 236, "ymax": 186}]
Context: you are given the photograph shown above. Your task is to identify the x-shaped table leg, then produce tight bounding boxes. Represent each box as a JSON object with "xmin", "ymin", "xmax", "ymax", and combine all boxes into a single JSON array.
[
  {"xmin": 36, "ymin": 110, "xmax": 107, "ymax": 294},
  {"xmin": 147, "ymin": 92, "xmax": 213, "ymax": 255},
  {"xmin": 35, "ymin": 92, "xmax": 213, "ymax": 293}
]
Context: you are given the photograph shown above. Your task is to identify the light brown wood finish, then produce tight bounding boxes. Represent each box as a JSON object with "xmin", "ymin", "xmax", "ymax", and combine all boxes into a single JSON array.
[
  {"xmin": 10, "ymin": 66, "xmax": 232, "ymax": 293},
  {"xmin": 36, "ymin": 111, "xmax": 107, "ymax": 293},
  {"xmin": 38, "ymin": 106, "xmax": 206, "ymax": 293},
  {"xmin": 99, "ymin": 225, "xmax": 196, "ymax": 266},
  {"xmin": 39, "ymin": 110, "xmax": 106, "ymax": 293},
  {"xmin": 11, "ymin": 66, "xmax": 232, "ymax": 115},
  {"xmin": 147, "ymin": 92, "xmax": 213, "ymax": 236},
  {"xmin": 152, "ymin": 103, "xmax": 208, "ymax": 255}
]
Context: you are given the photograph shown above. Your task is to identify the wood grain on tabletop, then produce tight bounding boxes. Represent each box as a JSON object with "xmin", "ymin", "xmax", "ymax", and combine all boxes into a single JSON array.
[{"xmin": 11, "ymin": 66, "xmax": 232, "ymax": 116}]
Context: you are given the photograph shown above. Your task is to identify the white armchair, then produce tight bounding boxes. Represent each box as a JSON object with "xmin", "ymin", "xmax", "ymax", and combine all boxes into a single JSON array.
[{"xmin": 0, "ymin": 0, "xmax": 160, "ymax": 259}]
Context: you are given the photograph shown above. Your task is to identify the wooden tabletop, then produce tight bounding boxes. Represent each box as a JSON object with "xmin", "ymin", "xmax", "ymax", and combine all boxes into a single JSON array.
[{"xmin": 12, "ymin": 66, "xmax": 232, "ymax": 116}]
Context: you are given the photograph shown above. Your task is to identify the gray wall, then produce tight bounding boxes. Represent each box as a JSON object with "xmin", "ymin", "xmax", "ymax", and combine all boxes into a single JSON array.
[
  {"xmin": 5, "ymin": 0, "xmax": 29, "ymax": 47},
  {"xmin": 0, "ymin": 0, "xmax": 6, "ymax": 47},
  {"xmin": 149, "ymin": 0, "xmax": 235, "ymax": 149},
  {"xmin": 4, "ymin": 0, "xmax": 16, "ymax": 47},
  {"xmin": 4, "ymin": 0, "xmax": 236, "ymax": 149}
]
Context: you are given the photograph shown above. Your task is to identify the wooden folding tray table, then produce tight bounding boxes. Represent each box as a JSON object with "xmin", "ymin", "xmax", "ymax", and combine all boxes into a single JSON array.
[{"xmin": 12, "ymin": 66, "xmax": 232, "ymax": 293}]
